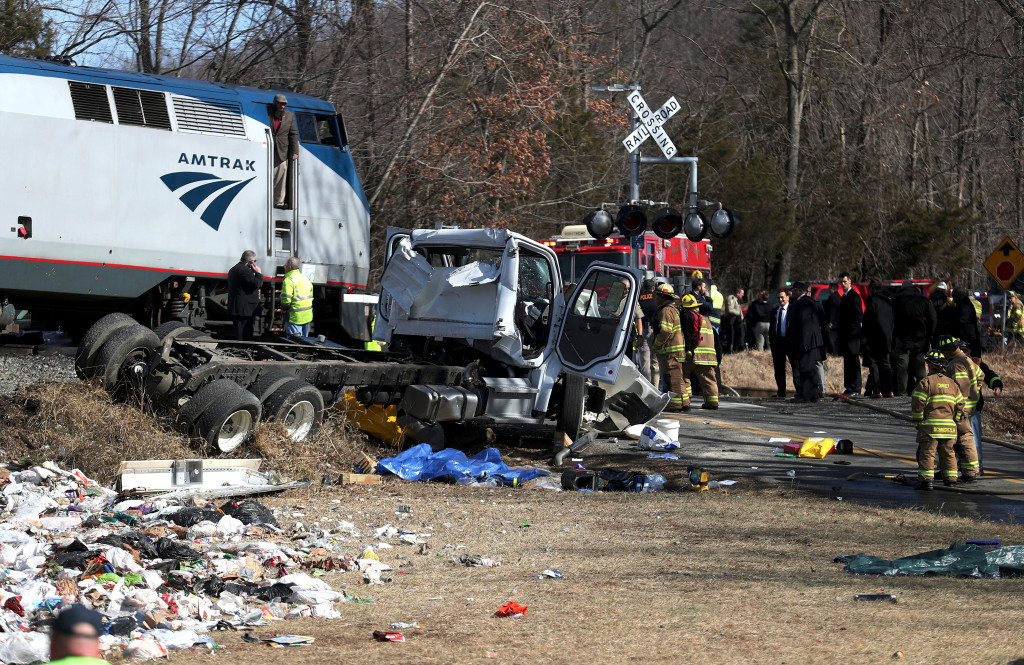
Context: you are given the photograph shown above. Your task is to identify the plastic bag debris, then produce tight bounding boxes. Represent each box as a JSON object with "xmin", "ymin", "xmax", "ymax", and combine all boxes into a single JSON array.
[
  {"xmin": 220, "ymin": 500, "xmax": 278, "ymax": 526},
  {"xmin": 494, "ymin": 601, "xmax": 528, "ymax": 618},
  {"xmin": 124, "ymin": 637, "xmax": 169, "ymax": 660},
  {"xmin": 0, "ymin": 631, "xmax": 49, "ymax": 664},
  {"xmin": 637, "ymin": 425, "xmax": 678, "ymax": 452},
  {"xmin": 453, "ymin": 554, "xmax": 500, "ymax": 567},
  {"xmin": 378, "ymin": 444, "xmax": 548, "ymax": 485}
]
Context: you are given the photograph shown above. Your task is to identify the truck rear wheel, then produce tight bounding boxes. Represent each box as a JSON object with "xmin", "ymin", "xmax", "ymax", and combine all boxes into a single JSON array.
[
  {"xmin": 175, "ymin": 378, "xmax": 238, "ymax": 432},
  {"xmin": 252, "ymin": 369, "xmax": 297, "ymax": 402},
  {"xmin": 557, "ymin": 373, "xmax": 587, "ymax": 443},
  {"xmin": 152, "ymin": 321, "xmax": 190, "ymax": 342},
  {"xmin": 263, "ymin": 379, "xmax": 324, "ymax": 442},
  {"xmin": 195, "ymin": 385, "xmax": 261, "ymax": 452},
  {"xmin": 75, "ymin": 313, "xmax": 136, "ymax": 379},
  {"xmin": 93, "ymin": 325, "xmax": 160, "ymax": 394}
]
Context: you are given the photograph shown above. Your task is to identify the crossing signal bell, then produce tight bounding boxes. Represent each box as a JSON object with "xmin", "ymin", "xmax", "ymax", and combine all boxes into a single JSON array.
[
  {"xmin": 709, "ymin": 208, "xmax": 736, "ymax": 239},
  {"xmin": 582, "ymin": 209, "xmax": 614, "ymax": 240},
  {"xmin": 651, "ymin": 207, "xmax": 683, "ymax": 239},
  {"xmin": 615, "ymin": 205, "xmax": 647, "ymax": 237},
  {"xmin": 683, "ymin": 209, "xmax": 708, "ymax": 242}
]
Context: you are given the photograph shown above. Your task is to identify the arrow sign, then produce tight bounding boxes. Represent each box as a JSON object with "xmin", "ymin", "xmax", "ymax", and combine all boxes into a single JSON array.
[
  {"xmin": 1000, "ymin": 242, "xmax": 1014, "ymax": 256},
  {"xmin": 622, "ymin": 91, "xmax": 680, "ymax": 158}
]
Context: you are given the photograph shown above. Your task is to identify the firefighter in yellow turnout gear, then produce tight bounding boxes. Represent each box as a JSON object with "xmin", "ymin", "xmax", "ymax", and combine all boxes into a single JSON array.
[
  {"xmin": 937, "ymin": 336, "xmax": 980, "ymax": 482},
  {"xmin": 911, "ymin": 350, "xmax": 966, "ymax": 491},
  {"xmin": 680, "ymin": 293, "xmax": 719, "ymax": 410},
  {"xmin": 653, "ymin": 284, "xmax": 687, "ymax": 412}
]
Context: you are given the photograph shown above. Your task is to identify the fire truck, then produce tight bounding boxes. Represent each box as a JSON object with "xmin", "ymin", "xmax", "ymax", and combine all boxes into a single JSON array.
[{"xmin": 540, "ymin": 225, "xmax": 712, "ymax": 283}]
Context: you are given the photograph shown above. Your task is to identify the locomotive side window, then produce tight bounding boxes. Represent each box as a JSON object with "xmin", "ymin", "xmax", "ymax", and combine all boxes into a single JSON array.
[{"xmin": 296, "ymin": 112, "xmax": 341, "ymax": 148}]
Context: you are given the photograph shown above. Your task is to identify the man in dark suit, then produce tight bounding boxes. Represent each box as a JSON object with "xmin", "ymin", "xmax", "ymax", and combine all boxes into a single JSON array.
[
  {"xmin": 768, "ymin": 289, "xmax": 792, "ymax": 397},
  {"xmin": 227, "ymin": 250, "xmax": 263, "ymax": 340},
  {"xmin": 862, "ymin": 280, "xmax": 895, "ymax": 397},
  {"xmin": 837, "ymin": 272, "xmax": 863, "ymax": 396},
  {"xmin": 892, "ymin": 280, "xmax": 936, "ymax": 395},
  {"xmin": 270, "ymin": 94, "xmax": 299, "ymax": 209},
  {"xmin": 786, "ymin": 282, "xmax": 828, "ymax": 402}
]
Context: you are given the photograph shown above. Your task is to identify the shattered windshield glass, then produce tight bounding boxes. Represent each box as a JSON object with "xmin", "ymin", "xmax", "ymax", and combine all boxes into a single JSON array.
[{"xmin": 421, "ymin": 246, "xmax": 503, "ymax": 269}]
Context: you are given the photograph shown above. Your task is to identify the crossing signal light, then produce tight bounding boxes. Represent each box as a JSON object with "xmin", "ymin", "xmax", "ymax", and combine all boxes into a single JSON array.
[
  {"xmin": 683, "ymin": 209, "xmax": 708, "ymax": 242},
  {"xmin": 615, "ymin": 205, "xmax": 647, "ymax": 237},
  {"xmin": 709, "ymin": 208, "xmax": 736, "ymax": 239},
  {"xmin": 651, "ymin": 207, "xmax": 683, "ymax": 239},
  {"xmin": 582, "ymin": 209, "xmax": 614, "ymax": 240}
]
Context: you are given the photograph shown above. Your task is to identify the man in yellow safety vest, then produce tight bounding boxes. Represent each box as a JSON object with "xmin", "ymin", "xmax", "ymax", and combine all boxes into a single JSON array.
[{"xmin": 281, "ymin": 256, "xmax": 313, "ymax": 337}]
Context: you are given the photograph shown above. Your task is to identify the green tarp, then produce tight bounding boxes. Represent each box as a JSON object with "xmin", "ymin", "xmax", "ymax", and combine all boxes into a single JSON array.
[{"xmin": 835, "ymin": 543, "xmax": 1024, "ymax": 578}]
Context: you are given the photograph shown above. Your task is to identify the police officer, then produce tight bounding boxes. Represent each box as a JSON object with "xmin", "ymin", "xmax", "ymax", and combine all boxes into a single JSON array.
[
  {"xmin": 652, "ymin": 283, "xmax": 686, "ymax": 411},
  {"xmin": 680, "ymin": 293, "xmax": 719, "ymax": 409},
  {"xmin": 280, "ymin": 256, "xmax": 313, "ymax": 337},
  {"xmin": 911, "ymin": 350, "xmax": 965, "ymax": 491},
  {"xmin": 938, "ymin": 335, "xmax": 981, "ymax": 482},
  {"xmin": 636, "ymin": 277, "xmax": 659, "ymax": 382}
]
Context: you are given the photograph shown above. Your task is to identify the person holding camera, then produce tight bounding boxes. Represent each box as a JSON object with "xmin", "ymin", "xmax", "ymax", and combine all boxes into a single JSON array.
[{"xmin": 227, "ymin": 249, "xmax": 263, "ymax": 340}]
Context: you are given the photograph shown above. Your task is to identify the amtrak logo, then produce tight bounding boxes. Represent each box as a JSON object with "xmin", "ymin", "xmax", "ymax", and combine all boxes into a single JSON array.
[{"xmin": 160, "ymin": 171, "xmax": 255, "ymax": 230}]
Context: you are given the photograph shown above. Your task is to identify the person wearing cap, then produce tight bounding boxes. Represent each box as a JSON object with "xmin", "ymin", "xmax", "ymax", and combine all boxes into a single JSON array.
[
  {"xmin": 50, "ymin": 604, "xmax": 109, "ymax": 665},
  {"xmin": 911, "ymin": 350, "xmax": 966, "ymax": 491},
  {"xmin": 1007, "ymin": 291, "xmax": 1024, "ymax": 343},
  {"xmin": 652, "ymin": 283, "xmax": 686, "ymax": 411},
  {"xmin": 892, "ymin": 280, "xmax": 937, "ymax": 396},
  {"xmin": 938, "ymin": 336, "xmax": 981, "ymax": 482},
  {"xmin": 269, "ymin": 93, "xmax": 299, "ymax": 209},
  {"xmin": 680, "ymin": 293, "xmax": 719, "ymax": 409}
]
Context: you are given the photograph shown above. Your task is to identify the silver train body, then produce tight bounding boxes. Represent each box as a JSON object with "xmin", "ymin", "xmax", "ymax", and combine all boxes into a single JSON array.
[{"xmin": 0, "ymin": 55, "xmax": 370, "ymax": 337}]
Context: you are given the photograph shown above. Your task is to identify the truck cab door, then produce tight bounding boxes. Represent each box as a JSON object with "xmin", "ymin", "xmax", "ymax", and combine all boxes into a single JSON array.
[
  {"xmin": 554, "ymin": 263, "xmax": 640, "ymax": 384},
  {"xmin": 374, "ymin": 227, "xmax": 416, "ymax": 340}
]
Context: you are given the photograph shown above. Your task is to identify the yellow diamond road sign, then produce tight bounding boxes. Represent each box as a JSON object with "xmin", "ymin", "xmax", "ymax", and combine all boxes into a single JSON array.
[{"xmin": 984, "ymin": 236, "xmax": 1024, "ymax": 289}]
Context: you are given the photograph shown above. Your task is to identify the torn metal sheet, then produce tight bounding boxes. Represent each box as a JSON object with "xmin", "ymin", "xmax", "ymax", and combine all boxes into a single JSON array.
[
  {"xmin": 378, "ymin": 237, "xmax": 432, "ymax": 313},
  {"xmin": 146, "ymin": 480, "xmax": 312, "ymax": 502},
  {"xmin": 446, "ymin": 259, "xmax": 501, "ymax": 287}
]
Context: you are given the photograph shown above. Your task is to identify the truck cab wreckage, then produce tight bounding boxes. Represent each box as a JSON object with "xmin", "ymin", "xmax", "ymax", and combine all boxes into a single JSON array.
[{"xmin": 78, "ymin": 228, "xmax": 668, "ymax": 452}]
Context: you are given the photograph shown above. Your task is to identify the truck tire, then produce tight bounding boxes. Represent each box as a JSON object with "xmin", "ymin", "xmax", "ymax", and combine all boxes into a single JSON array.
[
  {"xmin": 175, "ymin": 379, "xmax": 240, "ymax": 432},
  {"xmin": 252, "ymin": 369, "xmax": 296, "ymax": 402},
  {"xmin": 557, "ymin": 373, "xmax": 587, "ymax": 442},
  {"xmin": 93, "ymin": 325, "xmax": 160, "ymax": 394},
  {"xmin": 263, "ymin": 378, "xmax": 324, "ymax": 442},
  {"xmin": 75, "ymin": 313, "xmax": 136, "ymax": 379},
  {"xmin": 152, "ymin": 321, "xmax": 190, "ymax": 342},
  {"xmin": 195, "ymin": 387, "xmax": 262, "ymax": 452}
]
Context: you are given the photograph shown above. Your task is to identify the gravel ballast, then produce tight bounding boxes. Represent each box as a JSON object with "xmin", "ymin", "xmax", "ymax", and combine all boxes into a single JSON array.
[{"xmin": 0, "ymin": 350, "xmax": 77, "ymax": 396}]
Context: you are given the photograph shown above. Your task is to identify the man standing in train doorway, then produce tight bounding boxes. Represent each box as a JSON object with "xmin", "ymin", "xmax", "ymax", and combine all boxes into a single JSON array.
[{"xmin": 270, "ymin": 94, "xmax": 299, "ymax": 209}]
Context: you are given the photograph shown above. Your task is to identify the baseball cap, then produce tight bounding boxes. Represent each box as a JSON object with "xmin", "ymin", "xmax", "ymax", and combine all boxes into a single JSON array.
[{"xmin": 53, "ymin": 604, "xmax": 104, "ymax": 637}]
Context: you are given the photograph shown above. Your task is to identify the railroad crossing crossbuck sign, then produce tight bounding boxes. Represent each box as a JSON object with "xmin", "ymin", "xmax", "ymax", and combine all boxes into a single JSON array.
[
  {"xmin": 622, "ymin": 91, "xmax": 680, "ymax": 158},
  {"xmin": 984, "ymin": 236, "xmax": 1024, "ymax": 289}
]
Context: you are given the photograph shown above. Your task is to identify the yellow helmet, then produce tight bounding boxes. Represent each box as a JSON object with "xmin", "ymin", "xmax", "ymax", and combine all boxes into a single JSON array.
[
  {"xmin": 691, "ymin": 270, "xmax": 703, "ymax": 279},
  {"xmin": 680, "ymin": 294, "xmax": 701, "ymax": 309},
  {"xmin": 656, "ymin": 283, "xmax": 679, "ymax": 299}
]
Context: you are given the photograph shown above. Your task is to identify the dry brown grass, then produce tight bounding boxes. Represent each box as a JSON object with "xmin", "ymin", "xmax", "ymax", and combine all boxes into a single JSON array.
[
  {"xmin": 0, "ymin": 381, "xmax": 375, "ymax": 485},
  {"xmin": 148, "ymin": 481, "xmax": 1024, "ymax": 665}
]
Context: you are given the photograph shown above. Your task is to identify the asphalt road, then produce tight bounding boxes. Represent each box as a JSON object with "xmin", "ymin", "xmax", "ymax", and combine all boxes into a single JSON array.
[{"xmin": 589, "ymin": 394, "xmax": 1024, "ymax": 524}]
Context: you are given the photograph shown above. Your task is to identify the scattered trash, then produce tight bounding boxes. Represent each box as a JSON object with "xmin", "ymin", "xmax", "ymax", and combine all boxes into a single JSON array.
[
  {"xmin": 560, "ymin": 468, "xmax": 665, "ymax": 493},
  {"xmin": 797, "ymin": 438, "xmax": 835, "ymax": 458},
  {"xmin": 837, "ymin": 543, "xmax": 1024, "ymax": 577},
  {"xmin": 782, "ymin": 443, "xmax": 802, "ymax": 456},
  {"xmin": 494, "ymin": 601, "xmax": 528, "ymax": 618},
  {"xmin": 853, "ymin": 593, "xmax": 898, "ymax": 603},
  {"xmin": 638, "ymin": 422, "xmax": 679, "ymax": 451},
  {"xmin": 687, "ymin": 466, "xmax": 709, "ymax": 491},
  {"xmin": 647, "ymin": 453, "xmax": 679, "ymax": 460},
  {"xmin": 539, "ymin": 569, "xmax": 564, "ymax": 579},
  {"xmin": 389, "ymin": 622, "xmax": 422, "ymax": 630},
  {"xmin": 373, "ymin": 631, "xmax": 406, "ymax": 642},
  {"xmin": 453, "ymin": 554, "xmax": 501, "ymax": 567},
  {"xmin": 893, "ymin": 651, "xmax": 904, "ymax": 659},
  {"xmin": 486, "ymin": 649, "xmax": 499, "ymax": 658},
  {"xmin": 834, "ymin": 439, "xmax": 854, "ymax": 454},
  {"xmin": 251, "ymin": 635, "xmax": 316, "ymax": 647}
]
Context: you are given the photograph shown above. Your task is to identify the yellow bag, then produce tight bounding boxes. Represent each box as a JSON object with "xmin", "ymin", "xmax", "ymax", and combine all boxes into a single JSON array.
[{"xmin": 797, "ymin": 437, "xmax": 835, "ymax": 459}]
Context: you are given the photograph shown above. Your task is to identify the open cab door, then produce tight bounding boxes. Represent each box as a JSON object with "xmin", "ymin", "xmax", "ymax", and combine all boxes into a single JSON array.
[
  {"xmin": 373, "ymin": 227, "xmax": 415, "ymax": 343},
  {"xmin": 554, "ymin": 263, "xmax": 640, "ymax": 384}
]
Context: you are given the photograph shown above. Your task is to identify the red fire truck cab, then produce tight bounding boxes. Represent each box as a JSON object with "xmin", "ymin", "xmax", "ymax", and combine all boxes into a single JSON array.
[{"xmin": 540, "ymin": 225, "xmax": 712, "ymax": 284}]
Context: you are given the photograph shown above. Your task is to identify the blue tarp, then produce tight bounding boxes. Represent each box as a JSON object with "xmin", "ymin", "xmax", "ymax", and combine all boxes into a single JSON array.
[{"xmin": 378, "ymin": 444, "xmax": 549, "ymax": 485}]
